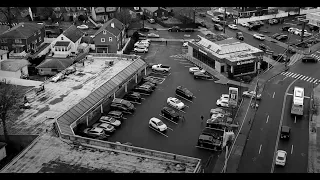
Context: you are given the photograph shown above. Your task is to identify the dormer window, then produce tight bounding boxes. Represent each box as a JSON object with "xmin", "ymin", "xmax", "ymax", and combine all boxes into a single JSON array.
[{"xmin": 103, "ymin": 30, "xmax": 107, "ymax": 34}]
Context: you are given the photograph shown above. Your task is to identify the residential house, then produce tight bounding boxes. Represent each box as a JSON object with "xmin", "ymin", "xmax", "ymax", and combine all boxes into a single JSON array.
[
  {"xmin": 52, "ymin": 7, "xmax": 90, "ymax": 22},
  {"xmin": 0, "ymin": 49, "xmax": 8, "ymax": 60},
  {"xmin": 0, "ymin": 142, "xmax": 7, "ymax": 162},
  {"xmin": 93, "ymin": 18, "xmax": 125, "ymax": 53},
  {"xmin": 0, "ymin": 59, "xmax": 30, "ymax": 78},
  {"xmin": 91, "ymin": 7, "xmax": 120, "ymax": 22},
  {"xmin": 50, "ymin": 25, "xmax": 85, "ymax": 58},
  {"xmin": 36, "ymin": 58, "xmax": 74, "ymax": 75},
  {"xmin": 0, "ymin": 22, "xmax": 45, "ymax": 54},
  {"xmin": 125, "ymin": 7, "xmax": 143, "ymax": 19},
  {"xmin": 233, "ymin": 7, "xmax": 269, "ymax": 17},
  {"xmin": 141, "ymin": 7, "xmax": 169, "ymax": 19}
]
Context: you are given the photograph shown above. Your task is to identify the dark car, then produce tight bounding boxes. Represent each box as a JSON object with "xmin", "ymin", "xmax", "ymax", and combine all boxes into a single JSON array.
[
  {"xmin": 168, "ymin": 26, "xmax": 181, "ymax": 32},
  {"xmin": 107, "ymin": 111, "xmax": 124, "ymax": 120},
  {"xmin": 182, "ymin": 28, "xmax": 195, "ymax": 32},
  {"xmin": 161, "ymin": 107, "xmax": 181, "ymax": 121},
  {"xmin": 142, "ymin": 76, "xmax": 159, "ymax": 85},
  {"xmin": 141, "ymin": 82, "xmax": 156, "ymax": 90},
  {"xmin": 273, "ymin": 54, "xmax": 289, "ymax": 63},
  {"xmin": 276, "ymin": 34, "xmax": 288, "ymax": 41},
  {"xmin": 271, "ymin": 33, "xmax": 281, "ymax": 39},
  {"xmin": 110, "ymin": 98, "xmax": 135, "ymax": 113},
  {"xmin": 199, "ymin": 13, "xmax": 206, "ymax": 17},
  {"xmin": 139, "ymin": 28, "xmax": 150, "ymax": 32},
  {"xmin": 236, "ymin": 32, "xmax": 244, "ymax": 40},
  {"xmin": 133, "ymin": 85, "xmax": 153, "ymax": 95},
  {"xmin": 197, "ymin": 134, "xmax": 222, "ymax": 150},
  {"xmin": 281, "ymin": 26, "xmax": 291, "ymax": 31},
  {"xmin": 193, "ymin": 72, "xmax": 213, "ymax": 80},
  {"xmin": 296, "ymin": 42, "xmax": 310, "ymax": 48},
  {"xmin": 258, "ymin": 43, "xmax": 269, "ymax": 51},
  {"xmin": 257, "ymin": 20, "xmax": 264, "ymax": 26},
  {"xmin": 253, "ymin": 21, "xmax": 262, "ymax": 27},
  {"xmin": 214, "ymin": 24, "xmax": 223, "ymax": 31},
  {"xmin": 280, "ymin": 126, "xmax": 291, "ymax": 139},
  {"xmin": 248, "ymin": 24, "xmax": 260, "ymax": 31},
  {"xmin": 175, "ymin": 86, "xmax": 194, "ymax": 100},
  {"xmin": 211, "ymin": 18, "xmax": 220, "ymax": 24},
  {"xmin": 82, "ymin": 128, "xmax": 108, "ymax": 140},
  {"xmin": 123, "ymin": 92, "xmax": 142, "ymax": 103},
  {"xmin": 302, "ymin": 55, "xmax": 318, "ymax": 63}
]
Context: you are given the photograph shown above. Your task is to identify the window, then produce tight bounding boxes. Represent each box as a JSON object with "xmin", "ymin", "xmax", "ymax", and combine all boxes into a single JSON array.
[
  {"xmin": 103, "ymin": 30, "xmax": 107, "ymax": 34},
  {"xmin": 193, "ymin": 49, "xmax": 215, "ymax": 69},
  {"xmin": 233, "ymin": 63, "xmax": 255, "ymax": 75},
  {"xmin": 109, "ymin": 37, "xmax": 112, "ymax": 42},
  {"xmin": 15, "ymin": 39, "xmax": 22, "ymax": 43},
  {"xmin": 52, "ymin": 68, "xmax": 58, "ymax": 72},
  {"xmin": 101, "ymin": 38, "xmax": 105, "ymax": 42},
  {"xmin": 61, "ymin": 37, "xmax": 64, "ymax": 40}
]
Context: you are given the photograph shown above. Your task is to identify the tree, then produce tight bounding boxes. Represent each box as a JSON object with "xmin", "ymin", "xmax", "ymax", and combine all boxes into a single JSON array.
[
  {"xmin": 78, "ymin": 14, "xmax": 88, "ymax": 22},
  {"xmin": 0, "ymin": 82, "xmax": 20, "ymax": 142},
  {"xmin": 114, "ymin": 8, "xmax": 132, "ymax": 26},
  {"xmin": 38, "ymin": 7, "xmax": 53, "ymax": 20}
]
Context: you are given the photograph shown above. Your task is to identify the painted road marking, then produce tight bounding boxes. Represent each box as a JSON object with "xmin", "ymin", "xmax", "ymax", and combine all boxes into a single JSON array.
[
  {"xmin": 175, "ymin": 94, "xmax": 193, "ymax": 103},
  {"xmin": 287, "ymin": 93, "xmax": 293, "ymax": 96},
  {"xmin": 305, "ymin": 96, "xmax": 311, "ymax": 99},
  {"xmin": 292, "ymin": 74, "xmax": 299, "ymax": 78},
  {"xmin": 141, "ymin": 98, "xmax": 146, "ymax": 100},
  {"xmin": 306, "ymin": 77, "xmax": 313, "ymax": 82},
  {"xmin": 159, "ymin": 114, "xmax": 178, "ymax": 125},
  {"xmin": 259, "ymin": 144, "xmax": 262, "ymax": 154},
  {"xmin": 291, "ymin": 145, "xmax": 294, "ymax": 154},
  {"xmin": 266, "ymin": 115, "xmax": 269, "ymax": 123},
  {"xmin": 309, "ymin": 77, "xmax": 315, "ymax": 82},
  {"xmin": 174, "ymin": 59, "xmax": 188, "ymax": 61},
  {"xmin": 282, "ymin": 76, "xmax": 287, "ymax": 81},
  {"xmin": 179, "ymin": 62, "xmax": 193, "ymax": 65},
  {"xmin": 123, "ymin": 117, "xmax": 127, "ymax": 120},
  {"xmin": 272, "ymin": 92, "xmax": 275, "ymax": 98},
  {"xmin": 149, "ymin": 125, "xmax": 168, "ymax": 137},
  {"xmin": 294, "ymin": 116, "xmax": 297, "ymax": 123},
  {"xmin": 167, "ymin": 126, "xmax": 173, "ymax": 131}
]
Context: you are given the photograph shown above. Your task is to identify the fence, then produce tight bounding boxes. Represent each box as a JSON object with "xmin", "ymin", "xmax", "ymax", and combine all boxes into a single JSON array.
[{"xmin": 89, "ymin": 53, "xmax": 139, "ymax": 60}]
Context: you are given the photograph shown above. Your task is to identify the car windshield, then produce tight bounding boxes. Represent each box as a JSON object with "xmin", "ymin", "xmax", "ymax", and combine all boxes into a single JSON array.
[
  {"xmin": 157, "ymin": 121, "xmax": 164, "ymax": 126},
  {"xmin": 174, "ymin": 99, "xmax": 181, "ymax": 103},
  {"xmin": 278, "ymin": 156, "xmax": 284, "ymax": 160},
  {"xmin": 107, "ymin": 125, "xmax": 113, "ymax": 129},
  {"xmin": 109, "ymin": 118, "xmax": 116, "ymax": 123}
]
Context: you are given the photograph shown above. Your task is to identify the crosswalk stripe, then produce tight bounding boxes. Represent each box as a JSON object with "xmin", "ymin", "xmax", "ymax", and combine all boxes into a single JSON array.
[
  {"xmin": 314, "ymin": 79, "xmax": 320, "ymax": 84},
  {"xmin": 301, "ymin": 76, "xmax": 309, "ymax": 81},
  {"xmin": 292, "ymin": 74, "xmax": 299, "ymax": 78},
  {"xmin": 311, "ymin": 79, "xmax": 317, "ymax": 83},
  {"xmin": 297, "ymin": 75, "xmax": 304, "ymax": 80},
  {"xmin": 306, "ymin": 77, "xmax": 313, "ymax": 82},
  {"xmin": 281, "ymin": 72, "xmax": 287, "ymax": 76},
  {"xmin": 296, "ymin": 74, "xmax": 303, "ymax": 79},
  {"xmin": 287, "ymin": 72, "xmax": 295, "ymax": 77},
  {"xmin": 310, "ymin": 77, "xmax": 315, "ymax": 82}
]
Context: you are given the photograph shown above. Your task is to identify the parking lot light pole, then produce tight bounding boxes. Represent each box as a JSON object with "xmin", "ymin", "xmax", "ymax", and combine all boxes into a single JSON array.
[{"xmin": 223, "ymin": 7, "xmax": 227, "ymax": 34}]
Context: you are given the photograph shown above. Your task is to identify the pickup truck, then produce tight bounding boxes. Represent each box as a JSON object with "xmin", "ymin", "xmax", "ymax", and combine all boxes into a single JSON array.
[{"xmin": 151, "ymin": 64, "xmax": 171, "ymax": 72}]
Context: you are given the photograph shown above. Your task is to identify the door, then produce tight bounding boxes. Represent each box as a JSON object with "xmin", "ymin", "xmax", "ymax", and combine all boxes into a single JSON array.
[{"xmin": 221, "ymin": 65, "xmax": 225, "ymax": 73}]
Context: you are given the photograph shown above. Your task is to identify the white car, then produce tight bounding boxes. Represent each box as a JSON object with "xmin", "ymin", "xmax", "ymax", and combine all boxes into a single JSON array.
[
  {"xmin": 139, "ymin": 39, "xmax": 151, "ymax": 44},
  {"xmin": 242, "ymin": 91, "xmax": 262, "ymax": 100},
  {"xmin": 288, "ymin": 27, "xmax": 299, "ymax": 33},
  {"xmin": 149, "ymin": 117, "xmax": 167, "ymax": 132},
  {"xmin": 183, "ymin": 41, "xmax": 188, "ymax": 47},
  {"xmin": 240, "ymin": 22, "xmax": 249, "ymax": 27},
  {"xmin": 216, "ymin": 98, "xmax": 229, "ymax": 107},
  {"xmin": 253, "ymin": 34, "xmax": 265, "ymax": 41},
  {"xmin": 275, "ymin": 150, "xmax": 287, "ymax": 166},
  {"xmin": 77, "ymin": 24, "xmax": 89, "ymax": 30},
  {"xmin": 167, "ymin": 97, "xmax": 185, "ymax": 110},
  {"xmin": 134, "ymin": 47, "xmax": 148, "ymax": 53},
  {"xmin": 220, "ymin": 94, "xmax": 229, "ymax": 100},
  {"xmin": 211, "ymin": 113, "xmax": 224, "ymax": 119},
  {"xmin": 189, "ymin": 67, "xmax": 205, "ymax": 74},
  {"xmin": 147, "ymin": 33, "xmax": 160, "ymax": 38},
  {"xmin": 92, "ymin": 123, "xmax": 116, "ymax": 133},
  {"xmin": 135, "ymin": 41, "xmax": 149, "ymax": 47},
  {"xmin": 99, "ymin": 116, "xmax": 121, "ymax": 127},
  {"xmin": 228, "ymin": 24, "xmax": 237, "ymax": 30}
]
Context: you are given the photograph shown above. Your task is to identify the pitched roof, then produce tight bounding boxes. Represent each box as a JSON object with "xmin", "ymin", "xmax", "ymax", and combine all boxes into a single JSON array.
[
  {"xmin": 93, "ymin": 18, "xmax": 124, "ymax": 37},
  {"xmin": 0, "ymin": 59, "xmax": 30, "ymax": 72},
  {"xmin": 0, "ymin": 49, "xmax": 8, "ymax": 56},
  {"xmin": 141, "ymin": 7, "xmax": 159, "ymax": 13},
  {"xmin": 0, "ymin": 22, "xmax": 43, "ymax": 39},
  {"xmin": 0, "ymin": 25, "xmax": 10, "ymax": 35},
  {"xmin": 0, "ymin": 142, "xmax": 6, "ymax": 149},
  {"xmin": 62, "ymin": 25, "xmax": 85, "ymax": 43},
  {"xmin": 36, "ymin": 58, "xmax": 74, "ymax": 69}
]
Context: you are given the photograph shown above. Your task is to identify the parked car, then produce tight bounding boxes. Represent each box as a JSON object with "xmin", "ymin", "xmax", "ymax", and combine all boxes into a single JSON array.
[
  {"xmin": 242, "ymin": 91, "xmax": 262, "ymax": 100},
  {"xmin": 92, "ymin": 123, "xmax": 116, "ymax": 134},
  {"xmin": 253, "ymin": 34, "xmax": 265, "ymax": 40},
  {"xmin": 211, "ymin": 18, "xmax": 220, "ymax": 23},
  {"xmin": 139, "ymin": 28, "xmax": 150, "ymax": 32},
  {"xmin": 147, "ymin": 33, "xmax": 160, "ymax": 38},
  {"xmin": 228, "ymin": 24, "xmax": 237, "ymax": 30},
  {"xmin": 167, "ymin": 97, "xmax": 185, "ymax": 110},
  {"xmin": 111, "ymin": 98, "xmax": 135, "ymax": 113},
  {"xmin": 281, "ymin": 26, "xmax": 291, "ymax": 31},
  {"xmin": 240, "ymin": 22, "xmax": 249, "ymax": 27},
  {"xmin": 152, "ymin": 64, "xmax": 171, "ymax": 72},
  {"xmin": 99, "ymin": 116, "xmax": 121, "ymax": 127},
  {"xmin": 168, "ymin": 26, "xmax": 181, "ymax": 32},
  {"xmin": 276, "ymin": 34, "xmax": 288, "ymax": 41},
  {"xmin": 257, "ymin": 20, "xmax": 264, "ymax": 26},
  {"xmin": 258, "ymin": 43, "xmax": 269, "ymax": 51},
  {"xmin": 193, "ymin": 72, "xmax": 213, "ymax": 80},
  {"xmin": 182, "ymin": 28, "xmax": 195, "ymax": 32},
  {"xmin": 189, "ymin": 67, "xmax": 205, "ymax": 74},
  {"xmin": 123, "ymin": 92, "xmax": 142, "ymax": 103},
  {"xmin": 294, "ymin": 29, "xmax": 308, "ymax": 35},
  {"xmin": 236, "ymin": 32, "xmax": 244, "ymax": 40},
  {"xmin": 142, "ymin": 82, "xmax": 156, "ymax": 90},
  {"xmin": 161, "ymin": 106, "xmax": 181, "ymax": 121},
  {"xmin": 133, "ymin": 85, "xmax": 153, "ymax": 95},
  {"xmin": 142, "ymin": 76, "xmax": 159, "ymax": 85},
  {"xmin": 214, "ymin": 24, "xmax": 223, "ymax": 31},
  {"xmin": 268, "ymin": 19, "xmax": 276, "ymax": 25},
  {"xmin": 248, "ymin": 24, "xmax": 260, "ymax": 31},
  {"xmin": 135, "ymin": 41, "xmax": 149, "ymax": 48},
  {"xmin": 275, "ymin": 150, "xmax": 287, "ymax": 166},
  {"xmin": 183, "ymin": 41, "xmax": 188, "ymax": 47},
  {"xmin": 77, "ymin": 24, "xmax": 89, "ymax": 30},
  {"xmin": 288, "ymin": 27, "xmax": 300, "ymax": 34},
  {"xmin": 216, "ymin": 98, "xmax": 229, "ymax": 107},
  {"xmin": 83, "ymin": 127, "xmax": 108, "ymax": 140},
  {"xmin": 302, "ymin": 55, "xmax": 318, "ymax": 63},
  {"xmin": 149, "ymin": 117, "xmax": 167, "ymax": 132},
  {"xmin": 176, "ymin": 86, "xmax": 194, "ymax": 100},
  {"xmin": 271, "ymin": 33, "xmax": 281, "ymax": 39},
  {"xmin": 107, "ymin": 111, "xmax": 124, "ymax": 120},
  {"xmin": 161, "ymin": 16, "xmax": 169, "ymax": 20},
  {"xmin": 220, "ymin": 94, "xmax": 229, "ymax": 100},
  {"xmin": 280, "ymin": 126, "xmax": 291, "ymax": 139},
  {"xmin": 134, "ymin": 47, "xmax": 148, "ymax": 53},
  {"xmin": 147, "ymin": 18, "xmax": 155, "ymax": 24},
  {"xmin": 210, "ymin": 108, "xmax": 231, "ymax": 117},
  {"xmin": 139, "ymin": 39, "xmax": 151, "ymax": 44}
]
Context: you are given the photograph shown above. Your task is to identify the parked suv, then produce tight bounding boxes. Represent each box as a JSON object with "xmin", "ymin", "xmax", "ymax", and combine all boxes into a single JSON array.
[
  {"xmin": 160, "ymin": 107, "xmax": 181, "ymax": 122},
  {"xmin": 176, "ymin": 86, "xmax": 194, "ymax": 100},
  {"xmin": 107, "ymin": 111, "xmax": 124, "ymax": 120},
  {"xmin": 110, "ymin": 98, "xmax": 135, "ymax": 113},
  {"xmin": 214, "ymin": 24, "xmax": 223, "ymax": 31},
  {"xmin": 236, "ymin": 32, "xmax": 244, "ymax": 40},
  {"xmin": 302, "ymin": 55, "xmax": 318, "ymax": 63},
  {"xmin": 123, "ymin": 92, "xmax": 142, "ymax": 103}
]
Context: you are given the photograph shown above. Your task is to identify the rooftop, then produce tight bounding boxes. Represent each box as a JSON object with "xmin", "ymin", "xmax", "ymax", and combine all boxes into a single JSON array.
[
  {"xmin": 0, "ymin": 59, "xmax": 29, "ymax": 72},
  {"xmin": 0, "ymin": 22, "xmax": 43, "ymax": 39},
  {"xmin": 62, "ymin": 25, "xmax": 85, "ymax": 43},
  {"xmin": 0, "ymin": 49, "xmax": 8, "ymax": 56},
  {"xmin": 94, "ymin": 18, "xmax": 124, "ymax": 37}
]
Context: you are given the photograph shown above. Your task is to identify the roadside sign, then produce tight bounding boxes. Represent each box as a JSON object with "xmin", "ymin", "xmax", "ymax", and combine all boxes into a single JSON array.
[{"xmin": 228, "ymin": 87, "xmax": 238, "ymax": 107}]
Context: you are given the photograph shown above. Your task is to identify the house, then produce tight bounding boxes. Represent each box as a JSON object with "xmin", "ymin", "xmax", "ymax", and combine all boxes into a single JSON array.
[
  {"xmin": 0, "ymin": 59, "xmax": 30, "ymax": 78},
  {"xmin": 91, "ymin": 7, "xmax": 120, "ymax": 22},
  {"xmin": 0, "ymin": 49, "xmax": 8, "ymax": 60},
  {"xmin": 50, "ymin": 25, "xmax": 85, "ymax": 58},
  {"xmin": 0, "ymin": 22, "xmax": 45, "ymax": 54},
  {"xmin": 36, "ymin": 58, "xmax": 74, "ymax": 75},
  {"xmin": 0, "ymin": 142, "xmax": 7, "ymax": 162},
  {"xmin": 125, "ymin": 7, "xmax": 143, "ymax": 18},
  {"xmin": 233, "ymin": 7, "xmax": 269, "ymax": 17},
  {"xmin": 52, "ymin": 7, "xmax": 90, "ymax": 22},
  {"xmin": 141, "ymin": 7, "xmax": 169, "ymax": 19},
  {"xmin": 93, "ymin": 18, "xmax": 125, "ymax": 53}
]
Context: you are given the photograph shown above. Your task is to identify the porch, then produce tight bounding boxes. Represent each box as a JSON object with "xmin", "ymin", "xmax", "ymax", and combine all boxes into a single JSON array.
[{"xmin": 53, "ymin": 41, "xmax": 72, "ymax": 58}]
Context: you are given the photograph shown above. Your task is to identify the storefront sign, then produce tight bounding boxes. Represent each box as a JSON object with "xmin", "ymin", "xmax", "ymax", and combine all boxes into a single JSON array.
[
  {"xmin": 228, "ymin": 87, "xmax": 238, "ymax": 107},
  {"xmin": 237, "ymin": 60, "xmax": 254, "ymax": 65},
  {"xmin": 199, "ymin": 49, "xmax": 207, "ymax": 55}
]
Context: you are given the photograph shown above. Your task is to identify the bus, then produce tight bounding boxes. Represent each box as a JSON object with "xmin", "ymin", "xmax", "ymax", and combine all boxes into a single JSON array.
[{"xmin": 291, "ymin": 86, "xmax": 304, "ymax": 116}]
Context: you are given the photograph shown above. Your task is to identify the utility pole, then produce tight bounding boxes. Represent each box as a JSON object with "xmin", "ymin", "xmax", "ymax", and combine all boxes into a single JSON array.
[
  {"xmin": 254, "ymin": 80, "xmax": 259, "ymax": 109},
  {"xmin": 300, "ymin": 18, "xmax": 309, "ymax": 42},
  {"xmin": 193, "ymin": 7, "xmax": 196, "ymax": 24},
  {"xmin": 223, "ymin": 7, "xmax": 227, "ymax": 34}
]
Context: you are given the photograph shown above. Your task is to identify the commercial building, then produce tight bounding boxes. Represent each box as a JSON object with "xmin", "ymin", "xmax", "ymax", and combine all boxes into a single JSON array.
[
  {"xmin": 187, "ymin": 36, "xmax": 264, "ymax": 78},
  {"xmin": 306, "ymin": 10, "xmax": 320, "ymax": 28},
  {"xmin": 233, "ymin": 7, "xmax": 269, "ymax": 18}
]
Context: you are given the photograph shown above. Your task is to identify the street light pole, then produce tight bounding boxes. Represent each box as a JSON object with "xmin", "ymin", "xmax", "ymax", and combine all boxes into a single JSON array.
[{"xmin": 223, "ymin": 7, "xmax": 227, "ymax": 34}]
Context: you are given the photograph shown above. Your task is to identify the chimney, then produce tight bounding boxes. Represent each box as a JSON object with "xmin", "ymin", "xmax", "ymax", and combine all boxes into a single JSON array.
[{"xmin": 111, "ymin": 23, "xmax": 114, "ymax": 28}]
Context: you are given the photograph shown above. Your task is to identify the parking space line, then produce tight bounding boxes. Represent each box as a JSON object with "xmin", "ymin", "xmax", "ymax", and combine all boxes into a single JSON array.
[
  {"xmin": 159, "ymin": 114, "xmax": 178, "ymax": 125},
  {"xmin": 167, "ymin": 127, "xmax": 173, "ymax": 131},
  {"xmin": 184, "ymin": 105, "xmax": 189, "ymax": 108},
  {"xmin": 149, "ymin": 126, "xmax": 168, "ymax": 137},
  {"xmin": 175, "ymin": 94, "xmax": 193, "ymax": 103},
  {"xmin": 123, "ymin": 117, "xmax": 127, "ymax": 120},
  {"xmin": 138, "ymin": 92, "xmax": 152, "ymax": 96},
  {"xmin": 141, "ymin": 98, "xmax": 146, "ymax": 100}
]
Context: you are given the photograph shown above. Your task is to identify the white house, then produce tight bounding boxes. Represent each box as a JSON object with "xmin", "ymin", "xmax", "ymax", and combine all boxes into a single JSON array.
[
  {"xmin": 50, "ymin": 25, "xmax": 85, "ymax": 58},
  {"xmin": 0, "ymin": 59, "xmax": 30, "ymax": 78},
  {"xmin": 0, "ymin": 49, "xmax": 8, "ymax": 60},
  {"xmin": 0, "ymin": 142, "xmax": 7, "ymax": 162}
]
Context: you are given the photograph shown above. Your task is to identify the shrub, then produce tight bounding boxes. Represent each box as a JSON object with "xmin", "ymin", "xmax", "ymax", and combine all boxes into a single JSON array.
[{"xmin": 242, "ymin": 75, "xmax": 252, "ymax": 83}]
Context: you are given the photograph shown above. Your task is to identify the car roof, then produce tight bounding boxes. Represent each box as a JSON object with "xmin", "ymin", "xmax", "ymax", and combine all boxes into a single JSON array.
[
  {"xmin": 199, "ymin": 134, "xmax": 213, "ymax": 141},
  {"xmin": 150, "ymin": 117, "xmax": 162, "ymax": 123},
  {"xmin": 109, "ymin": 111, "xmax": 122, "ymax": 115},
  {"xmin": 277, "ymin": 150, "xmax": 287, "ymax": 156},
  {"xmin": 91, "ymin": 127, "xmax": 104, "ymax": 133},
  {"xmin": 281, "ymin": 126, "xmax": 290, "ymax": 132}
]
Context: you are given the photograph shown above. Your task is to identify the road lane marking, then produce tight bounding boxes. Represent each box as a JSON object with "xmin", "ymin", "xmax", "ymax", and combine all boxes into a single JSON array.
[
  {"xmin": 292, "ymin": 74, "xmax": 299, "ymax": 78},
  {"xmin": 259, "ymin": 144, "xmax": 262, "ymax": 154},
  {"xmin": 294, "ymin": 116, "xmax": 297, "ymax": 123},
  {"xmin": 141, "ymin": 98, "xmax": 146, "ymax": 100},
  {"xmin": 179, "ymin": 62, "xmax": 193, "ymax": 65},
  {"xmin": 306, "ymin": 77, "xmax": 313, "ymax": 82},
  {"xmin": 272, "ymin": 92, "xmax": 275, "ymax": 98},
  {"xmin": 271, "ymin": 78, "xmax": 298, "ymax": 173},
  {"xmin": 286, "ymin": 93, "xmax": 293, "ymax": 96},
  {"xmin": 266, "ymin": 115, "xmax": 269, "ymax": 123},
  {"xmin": 291, "ymin": 145, "xmax": 294, "ymax": 154},
  {"xmin": 304, "ymin": 96, "xmax": 310, "ymax": 99}
]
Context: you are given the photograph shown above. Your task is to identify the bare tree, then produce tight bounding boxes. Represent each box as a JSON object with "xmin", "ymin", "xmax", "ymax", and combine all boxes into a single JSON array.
[
  {"xmin": 0, "ymin": 82, "xmax": 20, "ymax": 142},
  {"xmin": 0, "ymin": 7, "xmax": 23, "ymax": 27},
  {"xmin": 114, "ymin": 8, "xmax": 132, "ymax": 26}
]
